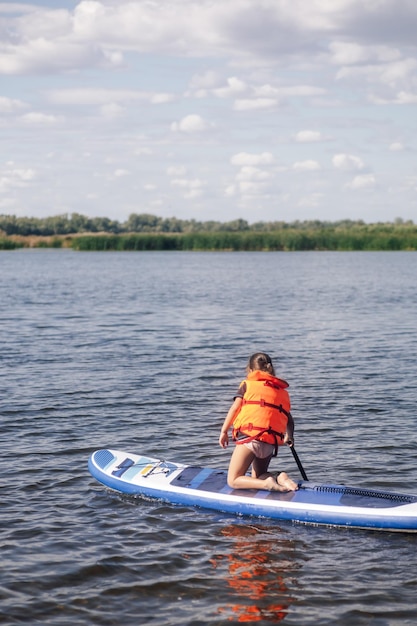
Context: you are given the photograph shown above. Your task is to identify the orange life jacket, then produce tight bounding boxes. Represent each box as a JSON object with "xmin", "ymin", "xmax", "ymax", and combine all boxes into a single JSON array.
[{"xmin": 232, "ymin": 370, "xmax": 291, "ymax": 451}]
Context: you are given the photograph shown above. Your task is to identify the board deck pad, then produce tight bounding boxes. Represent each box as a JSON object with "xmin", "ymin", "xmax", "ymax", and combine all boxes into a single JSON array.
[{"xmin": 88, "ymin": 449, "xmax": 417, "ymax": 532}]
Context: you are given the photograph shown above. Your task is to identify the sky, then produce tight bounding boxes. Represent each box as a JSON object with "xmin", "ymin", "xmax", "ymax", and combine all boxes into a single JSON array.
[{"xmin": 1, "ymin": 0, "xmax": 417, "ymax": 225}]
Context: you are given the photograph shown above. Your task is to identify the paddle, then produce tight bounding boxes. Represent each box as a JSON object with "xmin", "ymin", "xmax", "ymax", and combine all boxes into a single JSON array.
[{"xmin": 289, "ymin": 444, "xmax": 309, "ymax": 481}]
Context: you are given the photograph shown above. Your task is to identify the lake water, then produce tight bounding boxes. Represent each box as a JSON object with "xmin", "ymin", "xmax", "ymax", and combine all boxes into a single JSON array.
[{"xmin": 1, "ymin": 249, "xmax": 417, "ymax": 625}]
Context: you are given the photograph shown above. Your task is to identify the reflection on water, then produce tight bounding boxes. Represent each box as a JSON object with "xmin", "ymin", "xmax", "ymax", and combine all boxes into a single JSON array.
[{"xmin": 212, "ymin": 524, "xmax": 298, "ymax": 622}]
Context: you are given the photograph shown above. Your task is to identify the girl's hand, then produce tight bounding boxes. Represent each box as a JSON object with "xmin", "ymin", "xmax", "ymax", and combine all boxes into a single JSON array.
[
  {"xmin": 284, "ymin": 432, "xmax": 294, "ymax": 446},
  {"xmin": 219, "ymin": 431, "xmax": 229, "ymax": 448}
]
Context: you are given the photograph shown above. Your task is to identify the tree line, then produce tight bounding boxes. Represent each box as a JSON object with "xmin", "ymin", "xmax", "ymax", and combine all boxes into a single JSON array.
[
  {"xmin": 0, "ymin": 211, "xmax": 415, "ymax": 237},
  {"xmin": 1, "ymin": 213, "xmax": 416, "ymax": 251}
]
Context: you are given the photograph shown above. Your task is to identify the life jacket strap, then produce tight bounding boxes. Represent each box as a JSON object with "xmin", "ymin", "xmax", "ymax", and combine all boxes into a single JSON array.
[
  {"xmin": 233, "ymin": 426, "xmax": 285, "ymax": 457},
  {"xmin": 242, "ymin": 399, "xmax": 291, "ymax": 420}
]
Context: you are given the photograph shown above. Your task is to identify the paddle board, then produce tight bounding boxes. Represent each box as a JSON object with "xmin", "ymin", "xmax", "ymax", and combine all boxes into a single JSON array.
[{"xmin": 88, "ymin": 449, "xmax": 417, "ymax": 532}]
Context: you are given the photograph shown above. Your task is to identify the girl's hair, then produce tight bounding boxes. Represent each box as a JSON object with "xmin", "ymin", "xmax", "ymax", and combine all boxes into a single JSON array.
[{"xmin": 247, "ymin": 352, "xmax": 276, "ymax": 376}]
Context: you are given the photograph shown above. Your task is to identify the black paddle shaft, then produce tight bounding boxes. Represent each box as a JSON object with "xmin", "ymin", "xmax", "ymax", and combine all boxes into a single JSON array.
[{"xmin": 290, "ymin": 445, "xmax": 309, "ymax": 481}]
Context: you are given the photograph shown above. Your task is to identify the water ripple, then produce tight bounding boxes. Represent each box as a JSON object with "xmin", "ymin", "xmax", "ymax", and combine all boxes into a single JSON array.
[{"xmin": 1, "ymin": 250, "xmax": 417, "ymax": 625}]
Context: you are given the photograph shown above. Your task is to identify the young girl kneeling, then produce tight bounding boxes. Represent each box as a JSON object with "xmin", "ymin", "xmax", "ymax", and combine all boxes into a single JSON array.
[{"xmin": 219, "ymin": 352, "xmax": 298, "ymax": 492}]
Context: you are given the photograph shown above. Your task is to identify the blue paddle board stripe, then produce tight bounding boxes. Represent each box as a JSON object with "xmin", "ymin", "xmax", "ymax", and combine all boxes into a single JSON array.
[
  {"xmin": 171, "ymin": 467, "xmax": 231, "ymax": 492},
  {"xmin": 112, "ymin": 457, "xmax": 134, "ymax": 477},
  {"xmin": 170, "ymin": 466, "xmax": 202, "ymax": 487},
  {"xmin": 186, "ymin": 468, "xmax": 213, "ymax": 489}
]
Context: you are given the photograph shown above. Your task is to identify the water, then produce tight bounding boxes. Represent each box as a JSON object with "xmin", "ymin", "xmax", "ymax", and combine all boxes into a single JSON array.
[{"xmin": 1, "ymin": 249, "xmax": 417, "ymax": 625}]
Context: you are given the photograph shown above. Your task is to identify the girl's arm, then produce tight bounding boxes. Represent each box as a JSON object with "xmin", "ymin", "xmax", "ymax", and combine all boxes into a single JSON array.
[
  {"xmin": 284, "ymin": 411, "xmax": 295, "ymax": 445},
  {"xmin": 219, "ymin": 397, "xmax": 243, "ymax": 448}
]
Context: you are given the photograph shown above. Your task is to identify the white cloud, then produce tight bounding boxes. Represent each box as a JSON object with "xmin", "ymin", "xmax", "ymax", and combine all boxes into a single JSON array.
[
  {"xmin": 150, "ymin": 92, "xmax": 175, "ymax": 104},
  {"xmin": 329, "ymin": 41, "xmax": 401, "ymax": 66},
  {"xmin": 0, "ymin": 37, "xmax": 116, "ymax": 75},
  {"xmin": 298, "ymin": 192, "xmax": 324, "ymax": 207},
  {"xmin": 392, "ymin": 91, "xmax": 417, "ymax": 104},
  {"xmin": 347, "ymin": 174, "xmax": 376, "ymax": 190},
  {"xmin": 295, "ymin": 130, "xmax": 324, "ymax": 143},
  {"xmin": 170, "ymin": 114, "xmax": 210, "ymax": 132},
  {"xmin": 238, "ymin": 181, "xmax": 265, "ymax": 195},
  {"xmin": 100, "ymin": 102, "xmax": 125, "ymax": 119},
  {"xmin": 188, "ymin": 76, "xmax": 325, "ymax": 107},
  {"xmin": 389, "ymin": 142, "xmax": 405, "ymax": 151},
  {"xmin": 293, "ymin": 160, "xmax": 321, "ymax": 171},
  {"xmin": 231, "ymin": 152, "xmax": 275, "ymax": 166},
  {"xmin": 46, "ymin": 88, "xmax": 174, "ymax": 106},
  {"xmin": 134, "ymin": 147, "xmax": 152, "ymax": 157},
  {"xmin": 170, "ymin": 177, "xmax": 206, "ymax": 198},
  {"xmin": 224, "ymin": 184, "xmax": 236, "ymax": 197},
  {"xmin": 213, "ymin": 76, "xmax": 248, "ymax": 98},
  {"xmin": 234, "ymin": 98, "xmax": 278, "ymax": 111},
  {"xmin": 336, "ymin": 57, "xmax": 417, "ymax": 93},
  {"xmin": 278, "ymin": 85, "xmax": 327, "ymax": 97},
  {"xmin": 114, "ymin": 169, "xmax": 130, "ymax": 177},
  {"xmin": 188, "ymin": 70, "xmax": 222, "ymax": 93},
  {"xmin": 236, "ymin": 166, "xmax": 271, "ymax": 181},
  {"xmin": 167, "ymin": 166, "xmax": 187, "ymax": 177},
  {"xmin": 0, "ymin": 166, "xmax": 36, "ymax": 192},
  {"xmin": 21, "ymin": 112, "xmax": 61, "ymax": 125},
  {"xmin": 0, "ymin": 96, "xmax": 29, "ymax": 113},
  {"xmin": 332, "ymin": 153, "xmax": 365, "ymax": 171}
]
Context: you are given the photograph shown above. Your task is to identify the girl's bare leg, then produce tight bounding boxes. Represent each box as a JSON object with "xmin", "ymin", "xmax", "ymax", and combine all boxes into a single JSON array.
[{"xmin": 227, "ymin": 446, "xmax": 292, "ymax": 491}]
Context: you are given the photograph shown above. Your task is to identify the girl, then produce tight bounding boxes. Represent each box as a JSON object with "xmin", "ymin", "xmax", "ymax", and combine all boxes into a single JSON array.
[{"xmin": 219, "ymin": 352, "xmax": 298, "ymax": 492}]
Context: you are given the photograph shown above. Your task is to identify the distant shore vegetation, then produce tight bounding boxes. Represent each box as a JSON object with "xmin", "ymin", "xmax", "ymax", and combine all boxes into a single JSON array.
[{"xmin": 1, "ymin": 212, "xmax": 416, "ymax": 251}]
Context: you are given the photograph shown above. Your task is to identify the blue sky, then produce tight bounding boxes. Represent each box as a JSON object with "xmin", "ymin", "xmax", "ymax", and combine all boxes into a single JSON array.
[{"xmin": 1, "ymin": 0, "xmax": 417, "ymax": 224}]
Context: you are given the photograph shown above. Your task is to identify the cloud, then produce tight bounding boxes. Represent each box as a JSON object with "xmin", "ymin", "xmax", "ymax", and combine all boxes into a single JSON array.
[
  {"xmin": 346, "ymin": 174, "xmax": 376, "ymax": 190},
  {"xmin": 295, "ymin": 130, "xmax": 324, "ymax": 143},
  {"xmin": 100, "ymin": 102, "xmax": 125, "ymax": 119},
  {"xmin": 228, "ymin": 160, "xmax": 274, "ymax": 200},
  {"xmin": 236, "ymin": 166, "xmax": 271, "ymax": 181},
  {"xmin": 187, "ymin": 74, "xmax": 325, "ymax": 110},
  {"xmin": 1, "ymin": 0, "xmax": 417, "ymax": 77},
  {"xmin": 21, "ymin": 112, "xmax": 61, "ymax": 125},
  {"xmin": 213, "ymin": 76, "xmax": 248, "ymax": 98},
  {"xmin": 170, "ymin": 177, "xmax": 206, "ymax": 198},
  {"xmin": 0, "ymin": 166, "xmax": 36, "ymax": 192},
  {"xmin": 298, "ymin": 192, "xmax": 324, "ymax": 207},
  {"xmin": 0, "ymin": 96, "xmax": 29, "ymax": 113},
  {"xmin": 374, "ymin": 90, "xmax": 417, "ymax": 104},
  {"xmin": 187, "ymin": 70, "xmax": 222, "ymax": 94},
  {"xmin": 292, "ymin": 160, "xmax": 321, "ymax": 171},
  {"xmin": 389, "ymin": 142, "xmax": 405, "ymax": 151},
  {"xmin": 0, "ymin": 38, "xmax": 117, "ymax": 75},
  {"xmin": 231, "ymin": 152, "xmax": 275, "ymax": 166},
  {"xmin": 332, "ymin": 153, "xmax": 365, "ymax": 171},
  {"xmin": 167, "ymin": 166, "xmax": 187, "ymax": 177},
  {"xmin": 329, "ymin": 41, "xmax": 402, "ymax": 66},
  {"xmin": 46, "ymin": 88, "xmax": 174, "ymax": 106},
  {"xmin": 170, "ymin": 114, "xmax": 211, "ymax": 132},
  {"xmin": 113, "ymin": 169, "xmax": 130, "ymax": 177},
  {"xmin": 234, "ymin": 97, "xmax": 278, "ymax": 111},
  {"xmin": 238, "ymin": 181, "xmax": 266, "ymax": 194},
  {"xmin": 336, "ymin": 57, "xmax": 417, "ymax": 102}
]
